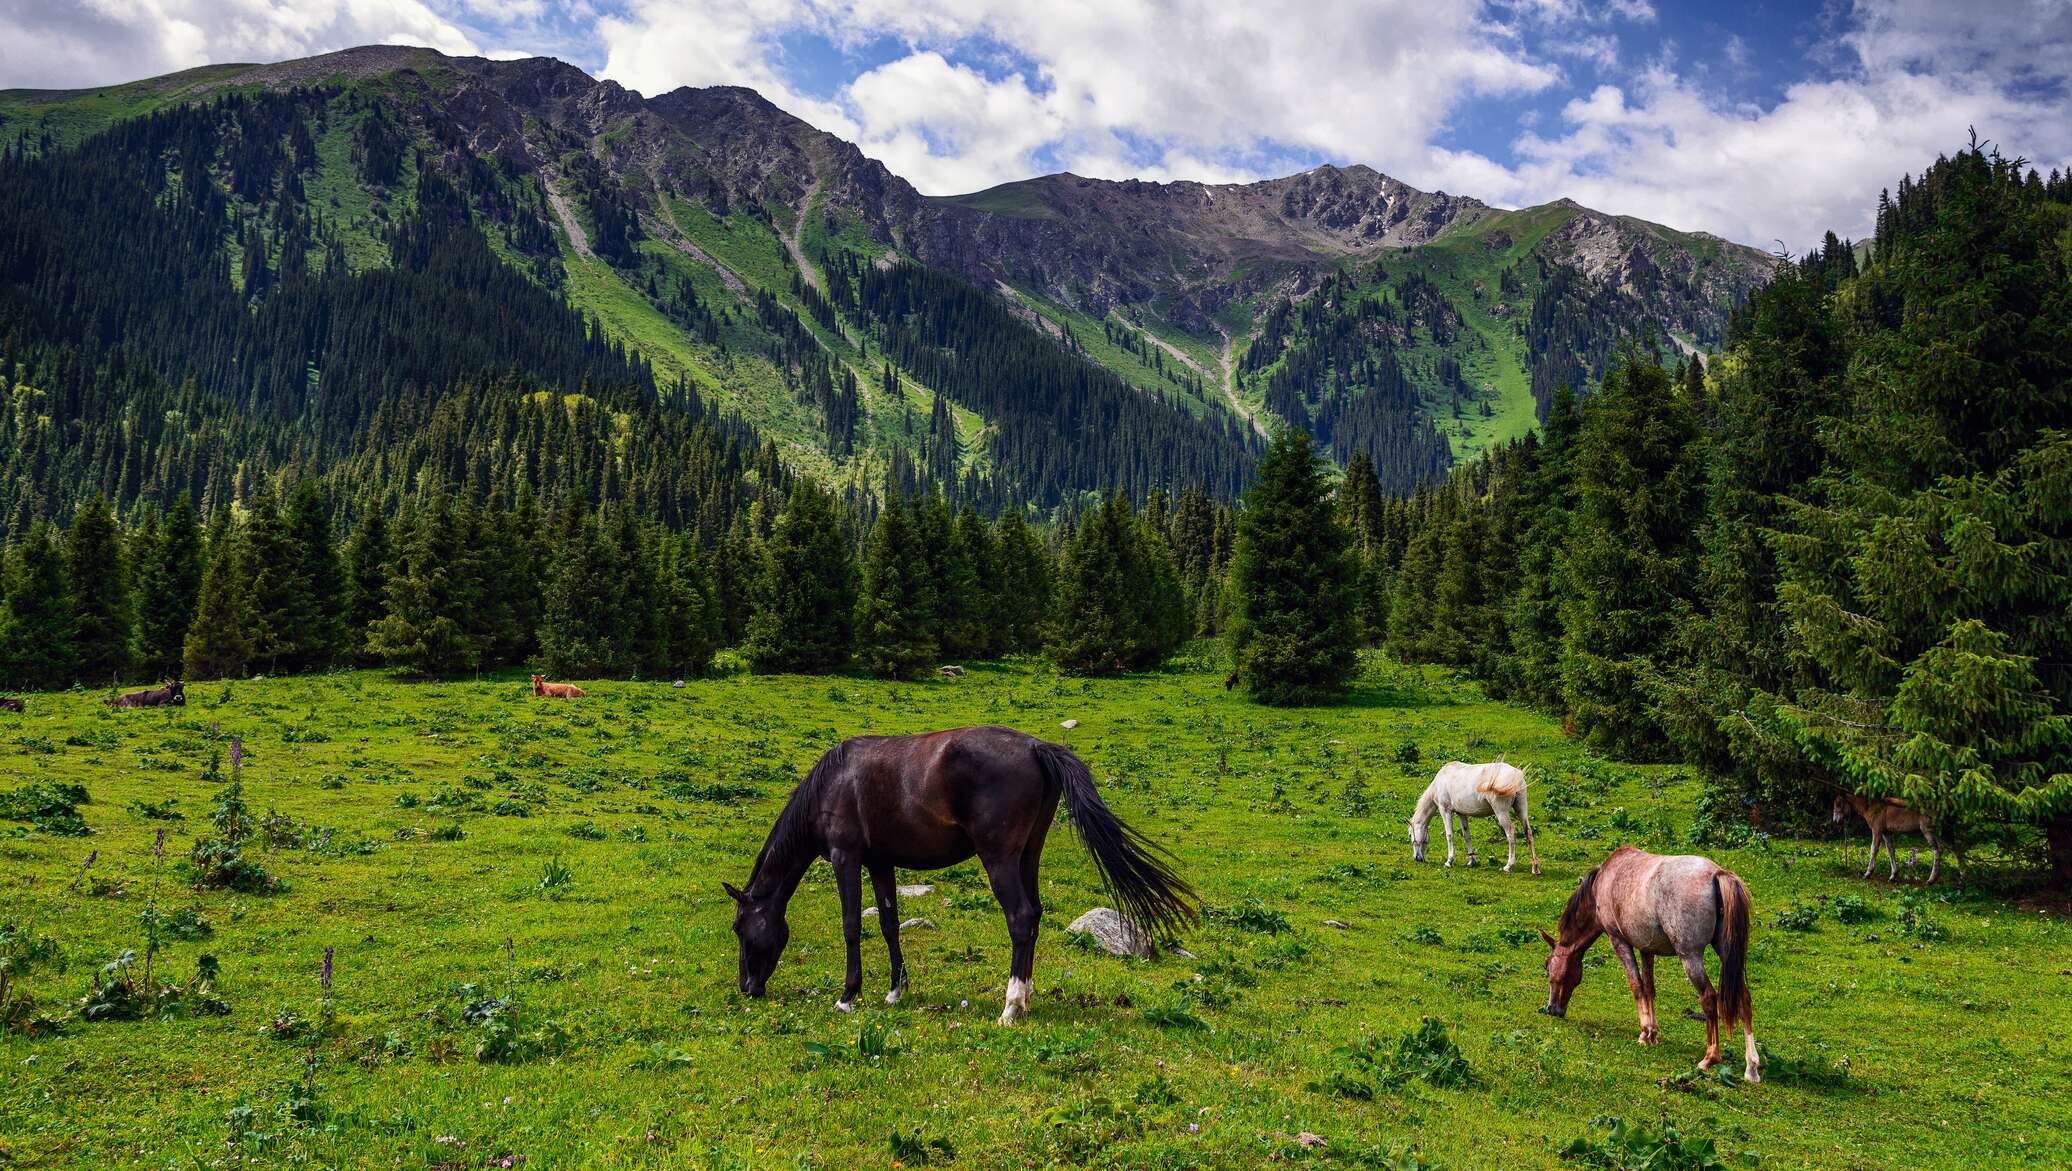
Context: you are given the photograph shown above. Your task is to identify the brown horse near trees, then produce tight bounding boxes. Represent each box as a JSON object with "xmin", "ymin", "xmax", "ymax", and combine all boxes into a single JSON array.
[
  {"xmin": 530, "ymin": 675, "xmax": 585, "ymax": 698},
  {"xmin": 725, "ymin": 726, "xmax": 1197, "ymax": 1023},
  {"xmin": 1832, "ymin": 791, "xmax": 1963, "ymax": 883},
  {"xmin": 1541, "ymin": 845, "xmax": 1760, "ymax": 1082}
]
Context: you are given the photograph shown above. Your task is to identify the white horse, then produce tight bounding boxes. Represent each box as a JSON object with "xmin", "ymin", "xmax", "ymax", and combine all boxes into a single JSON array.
[{"xmin": 1408, "ymin": 760, "xmax": 1540, "ymax": 874}]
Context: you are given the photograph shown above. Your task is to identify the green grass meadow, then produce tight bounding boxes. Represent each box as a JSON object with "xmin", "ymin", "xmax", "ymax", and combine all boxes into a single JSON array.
[{"xmin": 3, "ymin": 656, "xmax": 2069, "ymax": 1168}]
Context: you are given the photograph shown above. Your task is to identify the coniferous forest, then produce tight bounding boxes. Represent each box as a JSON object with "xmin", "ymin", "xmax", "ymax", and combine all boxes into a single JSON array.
[{"xmin": 0, "ymin": 91, "xmax": 2065, "ymax": 884}]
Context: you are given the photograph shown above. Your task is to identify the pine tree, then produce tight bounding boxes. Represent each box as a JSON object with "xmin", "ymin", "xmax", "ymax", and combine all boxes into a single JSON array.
[
  {"xmin": 1049, "ymin": 493, "xmax": 1148, "ymax": 673},
  {"xmin": 136, "ymin": 493, "xmax": 202, "ymax": 677},
  {"xmin": 954, "ymin": 505, "xmax": 1000, "ymax": 659},
  {"xmin": 0, "ymin": 521, "xmax": 76, "ymax": 689},
  {"xmin": 341, "ymin": 503, "xmax": 390, "ymax": 664},
  {"xmin": 183, "ymin": 511, "xmax": 253, "ymax": 682},
  {"xmin": 662, "ymin": 533, "xmax": 722, "ymax": 677},
  {"xmin": 366, "ymin": 498, "xmax": 480, "ymax": 676},
  {"xmin": 855, "ymin": 499, "xmax": 937, "ymax": 679},
  {"xmin": 743, "ymin": 479, "xmax": 856, "ymax": 674},
  {"xmin": 1228, "ymin": 428, "xmax": 1358, "ymax": 705},
  {"xmin": 538, "ymin": 499, "xmax": 619, "ymax": 678},
  {"xmin": 67, "ymin": 494, "xmax": 131, "ymax": 685},
  {"xmin": 1556, "ymin": 353, "xmax": 1704, "ymax": 757},
  {"xmin": 241, "ymin": 488, "xmax": 305, "ymax": 674},
  {"xmin": 992, "ymin": 510, "xmax": 1051, "ymax": 655},
  {"xmin": 283, "ymin": 480, "xmax": 346, "ymax": 670}
]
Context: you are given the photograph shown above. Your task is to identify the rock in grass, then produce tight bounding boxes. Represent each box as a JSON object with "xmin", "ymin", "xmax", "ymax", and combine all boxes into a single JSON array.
[
  {"xmin": 1322, "ymin": 919, "xmax": 1352, "ymax": 930},
  {"xmin": 1068, "ymin": 907, "xmax": 1153, "ymax": 958},
  {"xmin": 896, "ymin": 884, "xmax": 934, "ymax": 898},
  {"xmin": 899, "ymin": 917, "xmax": 937, "ymax": 930}
]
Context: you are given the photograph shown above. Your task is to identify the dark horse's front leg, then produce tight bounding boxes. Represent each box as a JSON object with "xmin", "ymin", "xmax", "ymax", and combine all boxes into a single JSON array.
[
  {"xmin": 869, "ymin": 863, "xmax": 908, "ymax": 1005},
  {"xmin": 831, "ymin": 849, "xmax": 864, "ymax": 1011}
]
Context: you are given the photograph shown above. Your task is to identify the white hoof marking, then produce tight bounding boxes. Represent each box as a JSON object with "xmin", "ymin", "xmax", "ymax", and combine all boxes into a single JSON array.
[
  {"xmin": 885, "ymin": 986, "xmax": 903, "ymax": 1006},
  {"xmin": 834, "ymin": 999, "xmax": 855, "ymax": 1014}
]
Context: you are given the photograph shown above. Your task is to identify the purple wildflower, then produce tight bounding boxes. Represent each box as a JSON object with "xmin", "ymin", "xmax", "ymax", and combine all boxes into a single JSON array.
[
  {"xmin": 153, "ymin": 827, "xmax": 166, "ymax": 860},
  {"xmin": 229, "ymin": 738, "xmax": 243, "ymax": 770},
  {"xmin": 69, "ymin": 849, "xmax": 97, "ymax": 891},
  {"xmin": 320, "ymin": 946, "xmax": 334, "ymax": 995}
]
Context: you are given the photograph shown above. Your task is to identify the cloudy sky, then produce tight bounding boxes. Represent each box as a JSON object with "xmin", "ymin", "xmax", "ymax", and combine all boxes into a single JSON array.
[{"xmin": 3, "ymin": 0, "xmax": 2068, "ymax": 250}]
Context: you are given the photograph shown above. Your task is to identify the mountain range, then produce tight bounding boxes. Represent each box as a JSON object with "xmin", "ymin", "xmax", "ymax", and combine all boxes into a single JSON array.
[{"xmin": 0, "ymin": 45, "xmax": 1778, "ymax": 510}]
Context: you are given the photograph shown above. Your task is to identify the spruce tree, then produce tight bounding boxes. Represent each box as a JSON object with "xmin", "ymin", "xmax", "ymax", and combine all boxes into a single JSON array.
[
  {"xmin": 743, "ymin": 479, "xmax": 856, "ymax": 674},
  {"xmin": 954, "ymin": 505, "xmax": 1000, "ymax": 659},
  {"xmin": 341, "ymin": 503, "xmax": 390, "ymax": 663},
  {"xmin": 918, "ymin": 496, "xmax": 980, "ymax": 660},
  {"xmin": 366, "ymin": 498, "xmax": 479, "ymax": 676},
  {"xmin": 136, "ymin": 493, "xmax": 202, "ymax": 677},
  {"xmin": 241, "ymin": 488, "xmax": 305, "ymax": 674},
  {"xmin": 662, "ymin": 533, "xmax": 722, "ymax": 677},
  {"xmin": 67, "ymin": 495, "xmax": 131, "ymax": 685},
  {"xmin": 283, "ymin": 481, "xmax": 346, "ymax": 670},
  {"xmin": 0, "ymin": 521, "xmax": 76, "ymax": 689},
  {"xmin": 855, "ymin": 499, "xmax": 937, "ymax": 679},
  {"xmin": 1048, "ymin": 493, "xmax": 1145, "ymax": 673},
  {"xmin": 992, "ymin": 510, "xmax": 1051, "ymax": 655},
  {"xmin": 538, "ymin": 499, "xmax": 619, "ymax": 678},
  {"xmin": 1556, "ymin": 353, "xmax": 1704, "ymax": 757},
  {"xmin": 1228, "ymin": 428, "xmax": 1358, "ymax": 705},
  {"xmin": 183, "ymin": 511, "xmax": 253, "ymax": 682}
]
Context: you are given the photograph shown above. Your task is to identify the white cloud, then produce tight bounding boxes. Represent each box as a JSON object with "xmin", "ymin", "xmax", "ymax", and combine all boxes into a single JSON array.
[{"xmin": 0, "ymin": 0, "xmax": 478, "ymax": 89}]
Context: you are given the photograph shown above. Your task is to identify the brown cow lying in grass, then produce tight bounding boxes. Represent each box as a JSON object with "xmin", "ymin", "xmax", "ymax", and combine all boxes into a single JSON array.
[
  {"xmin": 531, "ymin": 674, "xmax": 585, "ymax": 698},
  {"xmin": 108, "ymin": 680, "xmax": 185, "ymax": 707},
  {"xmin": 1832, "ymin": 792, "xmax": 1963, "ymax": 883}
]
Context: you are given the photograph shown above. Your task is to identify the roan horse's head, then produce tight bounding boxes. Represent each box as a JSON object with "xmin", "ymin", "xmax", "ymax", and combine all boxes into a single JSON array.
[
  {"xmin": 723, "ymin": 881, "xmax": 787, "ymax": 997},
  {"xmin": 1830, "ymin": 793, "xmax": 1853, "ymax": 825},
  {"xmin": 1539, "ymin": 927, "xmax": 1584, "ymax": 1017}
]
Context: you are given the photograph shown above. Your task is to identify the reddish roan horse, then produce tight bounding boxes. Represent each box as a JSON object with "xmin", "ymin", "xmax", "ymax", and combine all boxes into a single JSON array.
[
  {"xmin": 725, "ymin": 726, "xmax": 1198, "ymax": 1023},
  {"xmin": 1542, "ymin": 845, "xmax": 1760, "ymax": 1082}
]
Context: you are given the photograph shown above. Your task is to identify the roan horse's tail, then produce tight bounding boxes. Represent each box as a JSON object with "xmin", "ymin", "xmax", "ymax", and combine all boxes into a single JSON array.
[
  {"xmin": 1037, "ymin": 741, "xmax": 1199, "ymax": 943},
  {"xmin": 1714, "ymin": 870, "xmax": 1754, "ymax": 1031}
]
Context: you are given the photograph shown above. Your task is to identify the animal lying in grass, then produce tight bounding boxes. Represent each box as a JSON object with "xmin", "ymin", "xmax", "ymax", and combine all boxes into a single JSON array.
[
  {"xmin": 530, "ymin": 675, "xmax": 585, "ymax": 698},
  {"xmin": 724, "ymin": 725, "xmax": 1197, "ymax": 1024},
  {"xmin": 1408, "ymin": 759, "xmax": 1539, "ymax": 874},
  {"xmin": 107, "ymin": 680, "xmax": 184, "ymax": 707},
  {"xmin": 0, "ymin": 696, "xmax": 22, "ymax": 712},
  {"xmin": 1542, "ymin": 845, "xmax": 1760, "ymax": 1083},
  {"xmin": 1832, "ymin": 791, "xmax": 1963, "ymax": 883}
]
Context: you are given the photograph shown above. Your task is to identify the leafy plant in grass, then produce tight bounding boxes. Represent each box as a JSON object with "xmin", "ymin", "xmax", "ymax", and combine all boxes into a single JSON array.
[
  {"xmin": 1559, "ymin": 1116, "xmax": 1725, "ymax": 1171},
  {"xmin": 1896, "ymin": 891, "xmax": 1950, "ymax": 941},
  {"xmin": 1757, "ymin": 1044, "xmax": 1852, "ymax": 1089},
  {"xmin": 0, "ymin": 781, "xmax": 91, "ymax": 836},
  {"xmin": 805, "ymin": 1019, "xmax": 904, "ymax": 1064},
  {"xmin": 187, "ymin": 741, "xmax": 282, "ymax": 893},
  {"xmin": 79, "ymin": 950, "xmax": 226, "ymax": 1021},
  {"xmin": 888, "ymin": 1128, "xmax": 956, "ymax": 1165},
  {"xmin": 1773, "ymin": 902, "xmax": 1821, "ymax": 931},
  {"xmin": 461, "ymin": 939, "xmax": 568, "ymax": 1064},
  {"xmin": 1314, "ymin": 1017, "xmax": 1474, "ymax": 1098},
  {"xmin": 1207, "ymin": 898, "xmax": 1290, "ymax": 934},
  {"xmin": 1, "ymin": 921, "xmax": 62, "ymax": 1034},
  {"xmin": 1141, "ymin": 1004, "xmax": 1211, "ymax": 1031},
  {"xmin": 1832, "ymin": 894, "xmax": 1876, "ymax": 925},
  {"xmin": 536, "ymin": 856, "xmax": 574, "ymax": 896}
]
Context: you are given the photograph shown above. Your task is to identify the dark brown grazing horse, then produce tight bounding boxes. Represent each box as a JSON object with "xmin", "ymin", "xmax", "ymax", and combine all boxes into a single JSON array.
[
  {"xmin": 1542, "ymin": 845, "xmax": 1760, "ymax": 1082},
  {"xmin": 726, "ymin": 726, "xmax": 1197, "ymax": 1023},
  {"xmin": 108, "ymin": 680, "xmax": 184, "ymax": 708}
]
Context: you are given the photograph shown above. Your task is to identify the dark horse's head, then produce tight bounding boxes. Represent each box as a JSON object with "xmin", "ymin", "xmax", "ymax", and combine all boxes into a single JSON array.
[
  {"xmin": 723, "ymin": 881, "xmax": 787, "ymax": 997},
  {"xmin": 166, "ymin": 680, "xmax": 186, "ymax": 705}
]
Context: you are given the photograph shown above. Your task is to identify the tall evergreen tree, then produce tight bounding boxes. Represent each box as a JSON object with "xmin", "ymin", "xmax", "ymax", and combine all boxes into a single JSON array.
[
  {"xmin": 1228, "ymin": 429, "xmax": 1358, "ymax": 705},
  {"xmin": 1, "ymin": 521, "xmax": 76, "ymax": 689},
  {"xmin": 366, "ymin": 498, "xmax": 480, "ymax": 676},
  {"xmin": 67, "ymin": 495, "xmax": 131, "ymax": 685},
  {"xmin": 135, "ymin": 493, "xmax": 202, "ymax": 677},
  {"xmin": 283, "ymin": 480, "xmax": 347, "ymax": 670},
  {"xmin": 1557, "ymin": 353, "xmax": 1705, "ymax": 757},
  {"xmin": 183, "ymin": 510, "xmax": 253, "ymax": 682},
  {"xmin": 855, "ymin": 499, "xmax": 937, "ymax": 679},
  {"xmin": 992, "ymin": 510, "xmax": 1051, "ymax": 656},
  {"xmin": 341, "ymin": 502, "xmax": 390, "ymax": 663},
  {"xmin": 538, "ymin": 499, "xmax": 619, "ymax": 678},
  {"xmin": 743, "ymin": 479, "xmax": 856, "ymax": 674}
]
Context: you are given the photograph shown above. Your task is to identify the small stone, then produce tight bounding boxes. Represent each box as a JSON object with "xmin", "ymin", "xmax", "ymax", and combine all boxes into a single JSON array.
[
  {"xmin": 672, "ymin": 679, "xmax": 686, "ymax": 688},
  {"xmin": 1067, "ymin": 907, "xmax": 1154, "ymax": 958},
  {"xmin": 862, "ymin": 906, "xmax": 878, "ymax": 918},
  {"xmin": 1297, "ymin": 1132, "xmax": 1325, "ymax": 1149},
  {"xmin": 896, "ymin": 884, "xmax": 935, "ymax": 898},
  {"xmin": 1060, "ymin": 719, "xmax": 1079, "ymax": 730},
  {"xmin": 899, "ymin": 917, "xmax": 937, "ymax": 930},
  {"xmin": 1322, "ymin": 919, "xmax": 1352, "ymax": 930}
]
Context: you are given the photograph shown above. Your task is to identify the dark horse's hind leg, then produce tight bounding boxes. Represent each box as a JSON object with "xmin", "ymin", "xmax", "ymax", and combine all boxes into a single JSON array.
[
  {"xmin": 984, "ymin": 851, "xmax": 1040, "ymax": 1024},
  {"xmin": 831, "ymin": 849, "xmax": 865, "ymax": 1011},
  {"xmin": 869, "ymin": 863, "xmax": 908, "ymax": 1005}
]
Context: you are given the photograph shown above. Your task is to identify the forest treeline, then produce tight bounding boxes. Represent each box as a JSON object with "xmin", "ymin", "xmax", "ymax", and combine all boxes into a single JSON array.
[{"xmin": 1369, "ymin": 144, "xmax": 2071, "ymax": 878}]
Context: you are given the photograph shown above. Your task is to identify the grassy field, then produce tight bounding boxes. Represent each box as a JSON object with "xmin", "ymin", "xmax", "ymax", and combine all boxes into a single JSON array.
[{"xmin": 3, "ymin": 655, "xmax": 2068, "ymax": 1169}]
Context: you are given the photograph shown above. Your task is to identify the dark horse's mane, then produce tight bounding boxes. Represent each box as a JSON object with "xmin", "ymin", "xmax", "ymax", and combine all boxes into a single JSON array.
[
  {"xmin": 749, "ymin": 741, "xmax": 848, "ymax": 889},
  {"xmin": 1556, "ymin": 864, "xmax": 1602, "ymax": 941}
]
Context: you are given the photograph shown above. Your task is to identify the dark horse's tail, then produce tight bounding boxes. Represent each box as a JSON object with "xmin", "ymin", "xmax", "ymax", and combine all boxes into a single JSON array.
[
  {"xmin": 1036, "ymin": 741, "xmax": 1198, "ymax": 941},
  {"xmin": 1714, "ymin": 871, "xmax": 1754, "ymax": 1029}
]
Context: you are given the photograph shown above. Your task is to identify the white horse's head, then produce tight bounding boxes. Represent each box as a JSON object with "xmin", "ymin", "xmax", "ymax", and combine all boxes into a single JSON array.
[{"xmin": 1408, "ymin": 814, "xmax": 1429, "ymax": 861}]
